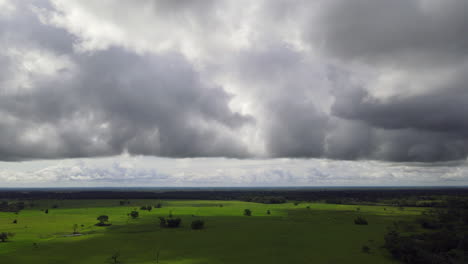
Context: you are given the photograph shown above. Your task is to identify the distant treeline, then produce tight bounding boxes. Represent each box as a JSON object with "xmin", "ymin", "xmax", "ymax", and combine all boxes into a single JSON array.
[{"xmin": 1, "ymin": 188, "xmax": 468, "ymax": 206}]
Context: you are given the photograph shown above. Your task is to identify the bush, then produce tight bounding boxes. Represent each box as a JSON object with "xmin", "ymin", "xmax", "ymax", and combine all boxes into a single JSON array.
[
  {"xmin": 244, "ymin": 209, "xmax": 252, "ymax": 216},
  {"xmin": 354, "ymin": 216, "xmax": 368, "ymax": 225},
  {"xmin": 191, "ymin": 220, "xmax": 205, "ymax": 230}
]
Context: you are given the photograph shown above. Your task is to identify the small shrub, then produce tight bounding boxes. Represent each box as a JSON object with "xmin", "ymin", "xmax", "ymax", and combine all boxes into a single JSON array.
[
  {"xmin": 354, "ymin": 216, "xmax": 368, "ymax": 225},
  {"xmin": 12, "ymin": 219, "xmax": 17, "ymax": 224},
  {"xmin": 191, "ymin": 220, "xmax": 205, "ymax": 230},
  {"xmin": 45, "ymin": 209, "xmax": 49, "ymax": 214},
  {"xmin": 267, "ymin": 210, "xmax": 271, "ymax": 215}
]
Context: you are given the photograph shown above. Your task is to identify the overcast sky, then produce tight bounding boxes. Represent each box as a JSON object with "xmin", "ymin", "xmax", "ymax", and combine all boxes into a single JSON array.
[{"xmin": 1, "ymin": 0, "xmax": 467, "ymax": 187}]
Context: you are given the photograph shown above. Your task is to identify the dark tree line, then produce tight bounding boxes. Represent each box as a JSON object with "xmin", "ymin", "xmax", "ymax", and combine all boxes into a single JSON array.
[{"xmin": 2, "ymin": 188, "xmax": 468, "ymax": 206}]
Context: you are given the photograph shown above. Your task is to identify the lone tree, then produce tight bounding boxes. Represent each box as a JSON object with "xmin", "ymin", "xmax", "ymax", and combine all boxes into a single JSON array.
[
  {"xmin": 45, "ymin": 209, "xmax": 49, "ymax": 214},
  {"xmin": 130, "ymin": 211, "xmax": 139, "ymax": 219},
  {"xmin": 267, "ymin": 210, "xmax": 271, "ymax": 215},
  {"xmin": 0, "ymin": 232, "xmax": 15, "ymax": 242},
  {"xmin": 244, "ymin": 209, "xmax": 252, "ymax": 216},
  {"xmin": 96, "ymin": 215, "xmax": 110, "ymax": 226}
]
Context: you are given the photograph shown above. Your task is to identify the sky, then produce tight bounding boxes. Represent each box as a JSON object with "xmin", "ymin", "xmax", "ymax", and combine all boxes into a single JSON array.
[{"xmin": 0, "ymin": 0, "xmax": 467, "ymax": 187}]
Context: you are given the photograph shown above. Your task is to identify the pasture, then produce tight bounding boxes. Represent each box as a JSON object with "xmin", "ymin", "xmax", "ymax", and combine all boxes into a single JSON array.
[{"xmin": 0, "ymin": 199, "xmax": 423, "ymax": 263}]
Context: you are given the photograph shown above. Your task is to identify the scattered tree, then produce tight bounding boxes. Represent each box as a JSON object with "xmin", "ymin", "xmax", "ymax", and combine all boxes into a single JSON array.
[
  {"xmin": 109, "ymin": 251, "xmax": 121, "ymax": 264},
  {"xmin": 244, "ymin": 209, "xmax": 252, "ymax": 216},
  {"xmin": 155, "ymin": 203, "xmax": 162, "ymax": 208},
  {"xmin": 0, "ymin": 232, "xmax": 15, "ymax": 242}
]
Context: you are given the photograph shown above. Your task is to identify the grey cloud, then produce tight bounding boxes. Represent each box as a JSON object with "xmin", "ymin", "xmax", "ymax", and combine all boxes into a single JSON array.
[
  {"xmin": 310, "ymin": 0, "xmax": 468, "ymax": 66},
  {"xmin": 1, "ymin": 0, "xmax": 468, "ymax": 163},
  {"xmin": 0, "ymin": 3, "xmax": 251, "ymax": 161}
]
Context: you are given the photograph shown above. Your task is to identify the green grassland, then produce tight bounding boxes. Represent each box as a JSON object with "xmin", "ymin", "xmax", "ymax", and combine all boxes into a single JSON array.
[{"xmin": 0, "ymin": 199, "xmax": 424, "ymax": 263}]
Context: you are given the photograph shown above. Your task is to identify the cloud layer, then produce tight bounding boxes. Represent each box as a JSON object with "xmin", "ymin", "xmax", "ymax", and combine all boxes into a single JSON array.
[
  {"xmin": 2, "ymin": 156, "xmax": 467, "ymax": 187},
  {"xmin": 1, "ymin": 0, "xmax": 468, "ymax": 162}
]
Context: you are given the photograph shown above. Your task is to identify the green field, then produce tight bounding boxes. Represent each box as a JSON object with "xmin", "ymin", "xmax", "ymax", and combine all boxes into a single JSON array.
[{"xmin": 0, "ymin": 200, "xmax": 424, "ymax": 263}]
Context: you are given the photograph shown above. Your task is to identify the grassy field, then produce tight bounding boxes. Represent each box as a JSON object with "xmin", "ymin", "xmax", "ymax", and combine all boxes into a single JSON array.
[{"xmin": 0, "ymin": 199, "xmax": 424, "ymax": 263}]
